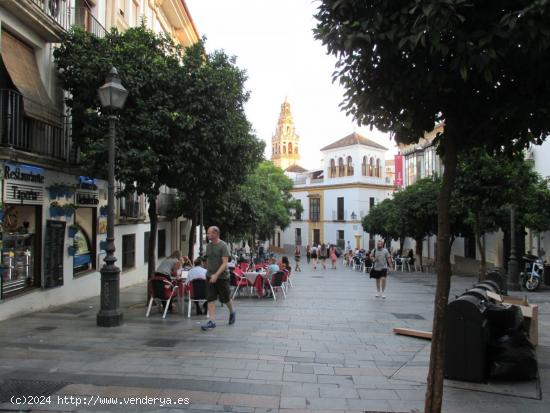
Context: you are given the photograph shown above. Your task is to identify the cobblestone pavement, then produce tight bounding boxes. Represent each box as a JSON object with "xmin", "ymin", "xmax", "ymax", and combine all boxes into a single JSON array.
[{"xmin": 0, "ymin": 262, "xmax": 549, "ymax": 412}]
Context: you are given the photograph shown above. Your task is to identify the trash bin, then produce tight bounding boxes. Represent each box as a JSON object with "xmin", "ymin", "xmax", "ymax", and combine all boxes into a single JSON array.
[
  {"xmin": 544, "ymin": 265, "xmax": 550, "ymax": 286},
  {"xmin": 486, "ymin": 267, "xmax": 508, "ymax": 295},
  {"xmin": 445, "ymin": 294, "xmax": 490, "ymax": 382}
]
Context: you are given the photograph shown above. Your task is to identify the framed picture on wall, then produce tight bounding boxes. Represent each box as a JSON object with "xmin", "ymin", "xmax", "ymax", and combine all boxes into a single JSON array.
[{"xmin": 98, "ymin": 216, "xmax": 107, "ymax": 234}]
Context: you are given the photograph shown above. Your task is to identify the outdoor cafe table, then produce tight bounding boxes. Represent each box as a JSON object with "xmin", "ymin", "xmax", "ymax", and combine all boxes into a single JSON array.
[{"xmin": 244, "ymin": 271, "xmax": 269, "ymax": 297}]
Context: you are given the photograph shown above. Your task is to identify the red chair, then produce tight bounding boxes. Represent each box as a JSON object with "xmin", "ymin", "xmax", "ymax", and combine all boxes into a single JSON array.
[
  {"xmin": 230, "ymin": 269, "xmax": 250, "ymax": 299},
  {"xmin": 239, "ymin": 261, "xmax": 250, "ymax": 272},
  {"xmin": 146, "ymin": 275, "xmax": 179, "ymax": 318}
]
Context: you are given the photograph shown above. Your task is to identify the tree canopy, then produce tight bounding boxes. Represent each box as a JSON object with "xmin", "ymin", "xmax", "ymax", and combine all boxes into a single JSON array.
[{"xmin": 315, "ymin": 2, "xmax": 550, "ymax": 411}]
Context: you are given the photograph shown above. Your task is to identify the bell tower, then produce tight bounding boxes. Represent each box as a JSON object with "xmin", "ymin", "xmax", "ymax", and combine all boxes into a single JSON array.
[{"xmin": 271, "ymin": 98, "xmax": 300, "ymax": 170}]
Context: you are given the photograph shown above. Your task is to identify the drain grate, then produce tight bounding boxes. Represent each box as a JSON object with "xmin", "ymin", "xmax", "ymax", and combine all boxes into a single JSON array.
[
  {"xmin": 0, "ymin": 379, "xmax": 68, "ymax": 403},
  {"xmin": 392, "ymin": 313, "xmax": 425, "ymax": 320},
  {"xmin": 34, "ymin": 326, "xmax": 57, "ymax": 331},
  {"xmin": 144, "ymin": 339, "xmax": 179, "ymax": 347}
]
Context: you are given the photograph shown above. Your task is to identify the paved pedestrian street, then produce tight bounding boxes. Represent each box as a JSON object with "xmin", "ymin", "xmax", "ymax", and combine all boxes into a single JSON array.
[{"xmin": 0, "ymin": 264, "xmax": 549, "ymax": 413}]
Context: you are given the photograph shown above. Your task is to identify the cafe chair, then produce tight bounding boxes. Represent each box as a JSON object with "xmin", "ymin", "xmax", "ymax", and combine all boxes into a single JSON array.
[
  {"xmin": 146, "ymin": 275, "xmax": 179, "ymax": 319},
  {"xmin": 187, "ymin": 278, "xmax": 208, "ymax": 318},
  {"xmin": 268, "ymin": 271, "xmax": 287, "ymax": 301},
  {"xmin": 230, "ymin": 269, "xmax": 250, "ymax": 300},
  {"xmin": 394, "ymin": 257, "xmax": 404, "ymax": 272}
]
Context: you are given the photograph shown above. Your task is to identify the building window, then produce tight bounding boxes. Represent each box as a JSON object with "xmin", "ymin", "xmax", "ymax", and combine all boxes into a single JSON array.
[
  {"xmin": 369, "ymin": 197, "xmax": 375, "ymax": 210},
  {"xmin": 144, "ymin": 231, "xmax": 150, "ymax": 263},
  {"xmin": 338, "ymin": 157, "xmax": 344, "ymax": 177},
  {"xmin": 122, "ymin": 234, "xmax": 136, "ymax": 270},
  {"xmin": 313, "ymin": 229, "xmax": 320, "ymax": 246},
  {"xmin": 376, "ymin": 158, "xmax": 381, "ymax": 177},
  {"xmin": 288, "ymin": 142, "xmax": 293, "ymax": 154},
  {"xmin": 309, "ymin": 197, "xmax": 320, "ymax": 221},
  {"xmin": 337, "ymin": 230, "xmax": 345, "ymax": 249},
  {"xmin": 294, "ymin": 200, "xmax": 302, "ymax": 220},
  {"xmin": 346, "ymin": 156, "xmax": 354, "ymax": 176},
  {"xmin": 362, "ymin": 156, "xmax": 367, "ymax": 176},
  {"xmin": 158, "ymin": 229, "xmax": 166, "ymax": 258},
  {"xmin": 464, "ymin": 235, "xmax": 476, "ymax": 259},
  {"xmin": 369, "ymin": 157, "xmax": 374, "ymax": 176},
  {"xmin": 337, "ymin": 197, "xmax": 344, "ymax": 221},
  {"xmin": 295, "ymin": 146, "xmax": 298, "ymax": 154},
  {"xmin": 330, "ymin": 159, "xmax": 336, "ymax": 178},
  {"xmin": 295, "ymin": 228, "xmax": 302, "ymax": 245}
]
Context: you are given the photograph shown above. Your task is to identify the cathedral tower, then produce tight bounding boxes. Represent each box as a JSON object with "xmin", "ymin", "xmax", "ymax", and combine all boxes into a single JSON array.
[{"xmin": 271, "ymin": 98, "xmax": 300, "ymax": 170}]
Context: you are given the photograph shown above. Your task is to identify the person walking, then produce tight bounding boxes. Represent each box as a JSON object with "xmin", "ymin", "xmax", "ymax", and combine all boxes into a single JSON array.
[
  {"xmin": 294, "ymin": 245, "xmax": 302, "ymax": 272},
  {"xmin": 310, "ymin": 244, "xmax": 318, "ymax": 269},
  {"xmin": 319, "ymin": 243, "xmax": 327, "ymax": 270},
  {"xmin": 329, "ymin": 244, "xmax": 337, "ymax": 269},
  {"xmin": 306, "ymin": 244, "xmax": 311, "ymax": 264},
  {"xmin": 370, "ymin": 239, "xmax": 393, "ymax": 298},
  {"xmin": 201, "ymin": 226, "xmax": 236, "ymax": 331}
]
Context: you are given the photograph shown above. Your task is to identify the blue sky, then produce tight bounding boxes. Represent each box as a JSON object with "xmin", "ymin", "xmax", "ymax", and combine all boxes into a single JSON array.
[{"xmin": 186, "ymin": 0, "xmax": 395, "ymax": 169}]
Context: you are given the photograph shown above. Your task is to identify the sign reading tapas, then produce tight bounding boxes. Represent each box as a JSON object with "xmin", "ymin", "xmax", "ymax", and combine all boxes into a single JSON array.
[{"xmin": 3, "ymin": 163, "xmax": 45, "ymax": 205}]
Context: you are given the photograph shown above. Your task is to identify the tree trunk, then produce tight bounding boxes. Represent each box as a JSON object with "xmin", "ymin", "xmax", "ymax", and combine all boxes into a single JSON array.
[
  {"xmin": 474, "ymin": 213, "xmax": 487, "ymax": 281},
  {"xmin": 424, "ymin": 138, "xmax": 458, "ymax": 413},
  {"xmin": 187, "ymin": 211, "xmax": 198, "ymax": 260},
  {"xmin": 400, "ymin": 237, "xmax": 405, "ymax": 256},
  {"xmin": 147, "ymin": 196, "xmax": 158, "ymax": 280},
  {"xmin": 416, "ymin": 238, "xmax": 423, "ymax": 268}
]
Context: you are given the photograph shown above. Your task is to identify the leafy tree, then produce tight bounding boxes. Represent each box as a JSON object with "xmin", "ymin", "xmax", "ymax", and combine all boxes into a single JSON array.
[
  {"xmin": 362, "ymin": 198, "xmax": 402, "ymax": 247},
  {"xmin": 55, "ymin": 25, "xmax": 187, "ymax": 277},
  {"xmin": 315, "ymin": 2, "xmax": 550, "ymax": 411},
  {"xmin": 169, "ymin": 43, "xmax": 265, "ymax": 258}
]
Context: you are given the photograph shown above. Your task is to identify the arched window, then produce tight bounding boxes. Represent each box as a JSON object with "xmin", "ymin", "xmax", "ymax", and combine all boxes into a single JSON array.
[
  {"xmin": 295, "ymin": 146, "xmax": 298, "ymax": 154},
  {"xmin": 376, "ymin": 158, "xmax": 381, "ymax": 177},
  {"xmin": 288, "ymin": 142, "xmax": 293, "ymax": 154},
  {"xmin": 338, "ymin": 157, "xmax": 345, "ymax": 177},
  {"xmin": 330, "ymin": 159, "xmax": 336, "ymax": 178},
  {"xmin": 283, "ymin": 143, "xmax": 286, "ymax": 154},
  {"xmin": 346, "ymin": 156, "xmax": 354, "ymax": 176},
  {"xmin": 362, "ymin": 156, "xmax": 367, "ymax": 176},
  {"xmin": 369, "ymin": 157, "xmax": 374, "ymax": 176}
]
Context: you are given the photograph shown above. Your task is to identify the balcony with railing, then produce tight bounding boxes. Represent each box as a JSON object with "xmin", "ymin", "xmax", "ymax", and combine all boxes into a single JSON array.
[
  {"xmin": 5, "ymin": 0, "xmax": 73, "ymax": 41},
  {"xmin": 0, "ymin": 89, "xmax": 76, "ymax": 163},
  {"xmin": 73, "ymin": 6, "xmax": 107, "ymax": 38}
]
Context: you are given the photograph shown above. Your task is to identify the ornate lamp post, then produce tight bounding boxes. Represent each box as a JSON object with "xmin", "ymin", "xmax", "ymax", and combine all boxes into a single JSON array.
[
  {"xmin": 507, "ymin": 204, "xmax": 521, "ymax": 291},
  {"xmin": 96, "ymin": 67, "xmax": 128, "ymax": 327}
]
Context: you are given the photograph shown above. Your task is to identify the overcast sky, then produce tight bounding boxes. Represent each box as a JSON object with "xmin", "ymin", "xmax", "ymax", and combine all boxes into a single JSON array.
[{"xmin": 186, "ymin": 0, "xmax": 396, "ymax": 170}]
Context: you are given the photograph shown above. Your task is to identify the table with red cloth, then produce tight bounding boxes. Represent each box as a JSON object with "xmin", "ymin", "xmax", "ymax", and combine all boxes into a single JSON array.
[{"xmin": 244, "ymin": 271, "xmax": 269, "ymax": 297}]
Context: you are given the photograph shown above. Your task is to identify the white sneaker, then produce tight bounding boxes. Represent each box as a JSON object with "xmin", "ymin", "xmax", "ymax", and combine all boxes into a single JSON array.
[
  {"xmin": 381, "ymin": 294, "xmax": 386, "ymax": 299},
  {"xmin": 375, "ymin": 292, "xmax": 380, "ymax": 298}
]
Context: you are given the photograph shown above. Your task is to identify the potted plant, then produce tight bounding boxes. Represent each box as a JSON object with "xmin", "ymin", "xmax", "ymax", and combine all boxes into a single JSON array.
[{"xmin": 68, "ymin": 224, "xmax": 79, "ymax": 238}]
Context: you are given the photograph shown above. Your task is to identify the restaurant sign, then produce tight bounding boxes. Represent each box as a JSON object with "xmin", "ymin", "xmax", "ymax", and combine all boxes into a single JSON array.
[{"xmin": 3, "ymin": 163, "xmax": 45, "ymax": 205}]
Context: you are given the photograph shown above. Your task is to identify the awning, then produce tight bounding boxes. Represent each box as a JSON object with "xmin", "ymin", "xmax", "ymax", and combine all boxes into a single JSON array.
[{"xmin": 1, "ymin": 30, "xmax": 61, "ymax": 126}]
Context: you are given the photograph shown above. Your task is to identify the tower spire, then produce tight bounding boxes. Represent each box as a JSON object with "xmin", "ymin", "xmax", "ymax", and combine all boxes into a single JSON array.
[{"xmin": 271, "ymin": 99, "xmax": 300, "ymax": 170}]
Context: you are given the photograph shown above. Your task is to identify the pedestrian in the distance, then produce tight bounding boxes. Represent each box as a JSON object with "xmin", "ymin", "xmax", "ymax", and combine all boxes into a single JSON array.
[
  {"xmin": 329, "ymin": 244, "xmax": 337, "ymax": 269},
  {"xmin": 319, "ymin": 243, "xmax": 327, "ymax": 270},
  {"xmin": 311, "ymin": 244, "xmax": 318, "ymax": 269},
  {"xmin": 294, "ymin": 245, "xmax": 302, "ymax": 272},
  {"xmin": 306, "ymin": 244, "xmax": 311, "ymax": 264},
  {"xmin": 370, "ymin": 239, "xmax": 393, "ymax": 298},
  {"xmin": 201, "ymin": 226, "xmax": 236, "ymax": 331}
]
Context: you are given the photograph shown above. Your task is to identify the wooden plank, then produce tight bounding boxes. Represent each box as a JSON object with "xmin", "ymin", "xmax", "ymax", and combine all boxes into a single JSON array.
[{"xmin": 393, "ymin": 327, "xmax": 432, "ymax": 340}]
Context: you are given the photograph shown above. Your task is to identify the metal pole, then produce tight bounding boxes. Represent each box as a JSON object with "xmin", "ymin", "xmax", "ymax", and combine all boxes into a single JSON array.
[
  {"xmin": 199, "ymin": 198, "xmax": 204, "ymax": 257},
  {"xmin": 507, "ymin": 205, "xmax": 520, "ymax": 291},
  {"xmin": 97, "ymin": 115, "xmax": 123, "ymax": 326}
]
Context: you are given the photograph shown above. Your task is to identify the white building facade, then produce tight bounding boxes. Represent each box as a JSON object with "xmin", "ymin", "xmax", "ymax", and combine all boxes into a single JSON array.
[{"xmin": 277, "ymin": 133, "xmax": 394, "ymax": 252}]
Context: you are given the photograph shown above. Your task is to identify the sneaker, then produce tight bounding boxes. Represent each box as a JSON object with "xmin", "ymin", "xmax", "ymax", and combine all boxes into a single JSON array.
[
  {"xmin": 201, "ymin": 320, "xmax": 216, "ymax": 331},
  {"xmin": 375, "ymin": 292, "xmax": 381, "ymax": 298},
  {"xmin": 229, "ymin": 311, "xmax": 236, "ymax": 325},
  {"xmin": 381, "ymin": 294, "xmax": 386, "ymax": 299}
]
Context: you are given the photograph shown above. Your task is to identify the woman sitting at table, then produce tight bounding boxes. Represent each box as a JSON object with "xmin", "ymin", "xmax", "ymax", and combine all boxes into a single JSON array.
[{"xmin": 264, "ymin": 257, "xmax": 280, "ymax": 298}]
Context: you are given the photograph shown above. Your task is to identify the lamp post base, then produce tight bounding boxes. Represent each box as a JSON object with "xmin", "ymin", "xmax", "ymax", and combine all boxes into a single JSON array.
[{"xmin": 97, "ymin": 311, "xmax": 123, "ymax": 327}]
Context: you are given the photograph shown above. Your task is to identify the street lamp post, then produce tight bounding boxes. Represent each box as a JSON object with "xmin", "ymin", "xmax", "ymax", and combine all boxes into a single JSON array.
[
  {"xmin": 96, "ymin": 67, "xmax": 128, "ymax": 327},
  {"xmin": 507, "ymin": 205, "xmax": 520, "ymax": 291}
]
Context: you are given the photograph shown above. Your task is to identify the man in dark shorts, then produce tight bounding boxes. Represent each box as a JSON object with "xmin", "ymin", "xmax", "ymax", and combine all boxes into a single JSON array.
[
  {"xmin": 370, "ymin": 239, "xmax": 393, "ymax": 298},
  {"xmin": 201, "ymin": 226, "xmax": 236, "ymax": 331}
]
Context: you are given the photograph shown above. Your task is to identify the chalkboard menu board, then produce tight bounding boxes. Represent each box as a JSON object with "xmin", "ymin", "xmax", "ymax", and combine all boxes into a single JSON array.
[{"xmin": 44, "ymin": 220, "xmax": 66, "ymax": 288}]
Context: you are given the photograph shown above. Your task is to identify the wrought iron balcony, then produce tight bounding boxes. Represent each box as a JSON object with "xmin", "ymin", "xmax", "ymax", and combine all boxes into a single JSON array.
[
  {"xmin": 73, "ymin": 6, "xmax": 107, "ymax": 38},
  {"xmin": 0, "ymin": 89, "xmax": 76, "ymax": 163}
]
